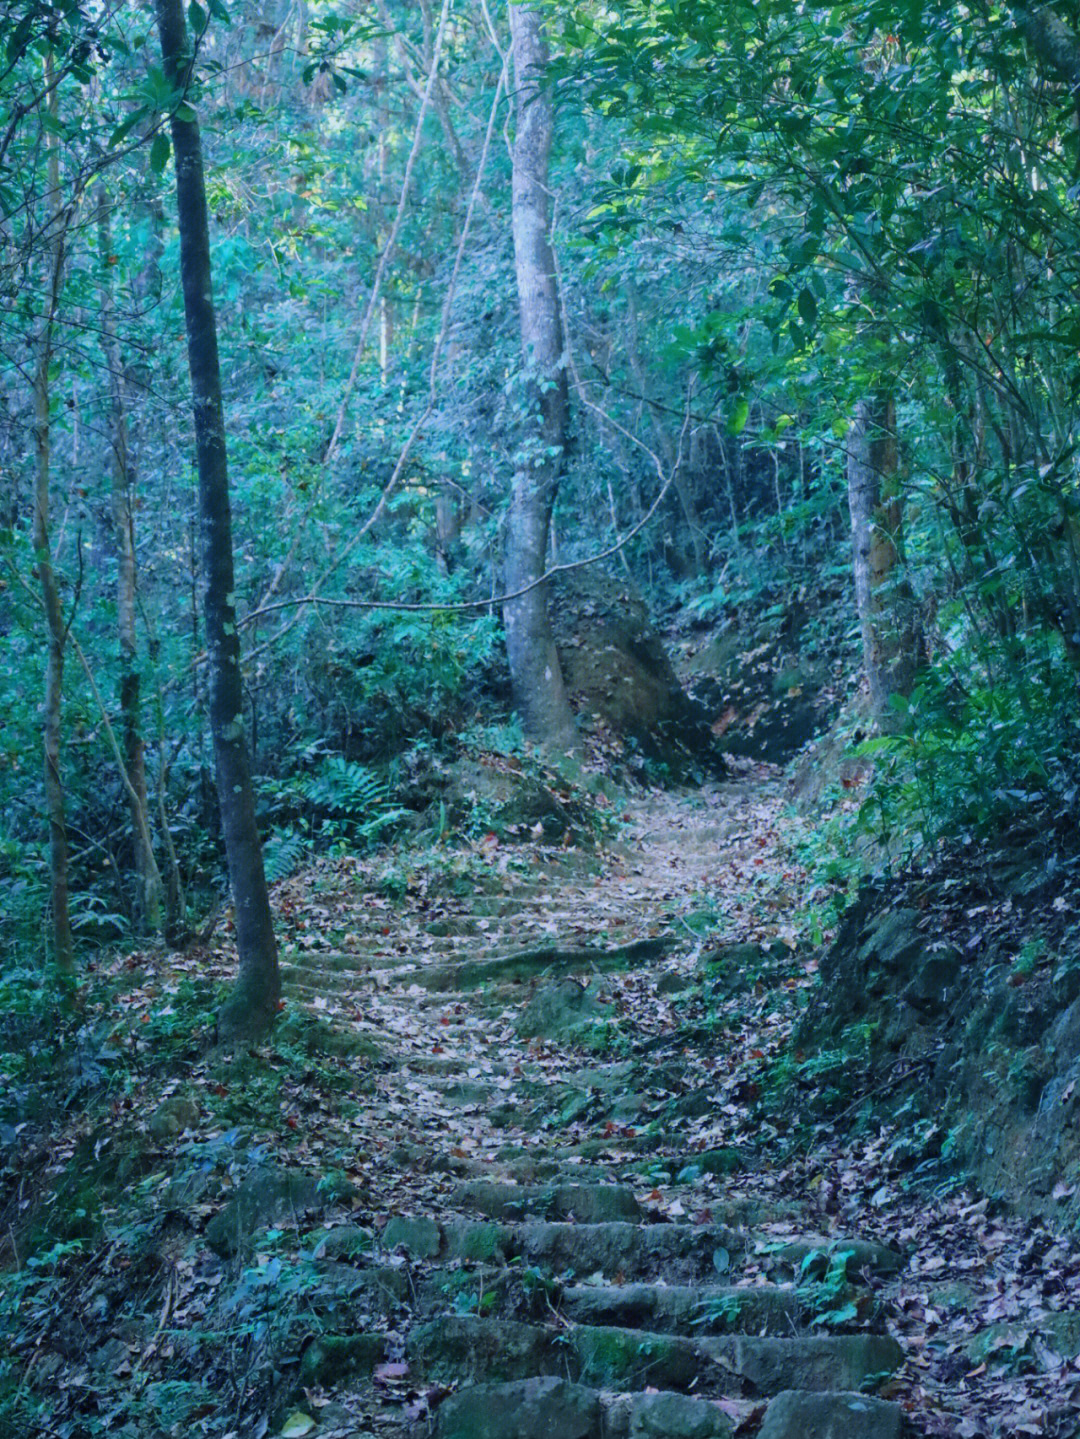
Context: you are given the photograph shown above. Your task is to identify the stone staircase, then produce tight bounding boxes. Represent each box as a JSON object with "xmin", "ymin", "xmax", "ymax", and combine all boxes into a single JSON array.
[{"xmin": 265, "ymin": 785, "xmax": 909, "ymax": 1437}]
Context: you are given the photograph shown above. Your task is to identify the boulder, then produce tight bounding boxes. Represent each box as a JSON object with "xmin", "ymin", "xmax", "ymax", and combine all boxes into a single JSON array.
[
  {"xmin": 757, "ymin": 1390, "xmax": 904, "ymax": 1439},
  {"xmin": 148, "ymin": 1094, "xmax": 200, "ymax": 1141},
  {"xmin": 204, "ymin": 1167, "xmax": 328, "ymax": 1256},
  {"xmin": 517, "ymin": 978, "xmax": 612, "ymax": 1040},
  {"xmin": 611, "ymin": 1390, "xmax": 733, "ymax": 1438},
  {"xmin": 435, "ymin": 1377, "xmax": 601, "ymax": 1439},
  {"xmin": 549, "ymin": 568, "xmax": 718, "ymax": 767}
]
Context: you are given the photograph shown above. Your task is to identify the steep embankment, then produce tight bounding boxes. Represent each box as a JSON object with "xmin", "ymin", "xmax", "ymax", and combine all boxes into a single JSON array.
[{"xmin": 4, "ymin": 775, "xmax": 1079, "ymax": 1437}]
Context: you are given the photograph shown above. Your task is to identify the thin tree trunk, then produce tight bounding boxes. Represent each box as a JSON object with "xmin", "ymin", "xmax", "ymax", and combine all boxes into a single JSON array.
[
  {"xmin": 848, "ymin": 394, "xmax": 924, "ymax": 724},
  {"xmin": 155, "ymin": 0, "xmax": 280, "ymax": 1038},
  {"xmin": 33, "ymin": 59, "xmax": 74, "ymax": 978},
  {"xmin": 97, "ymin": 186, "xmax": 164, "ymax": 936},
  {"xmin": 324, "ymin": 0, "xmax": 451, "ymax": 463},
  {"xmin": 374, "ymin": 34, "xmax": 394, "ymax": 385},
  {"xmin": 503, "ymin": 4, "xmax": 576, "ymax": 751}
]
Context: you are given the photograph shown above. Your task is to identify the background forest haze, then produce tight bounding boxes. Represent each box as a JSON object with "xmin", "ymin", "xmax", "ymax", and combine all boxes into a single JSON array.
[{"xmin": 4, "ymin": 1, "xmax": 1080, "ymax": 1433}]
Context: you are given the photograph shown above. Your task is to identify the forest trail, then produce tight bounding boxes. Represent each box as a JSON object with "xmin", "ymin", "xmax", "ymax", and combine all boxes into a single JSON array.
[
  {"xmin": 42, "ymin": 776, "xmax": 1077, "ymax": 1438},
  {"xmin": 254, "ymin": 771, "xmax": 909, "ymax": 1438}
]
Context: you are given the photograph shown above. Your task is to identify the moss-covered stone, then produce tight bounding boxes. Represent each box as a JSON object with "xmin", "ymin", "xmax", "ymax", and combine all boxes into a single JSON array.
[
  {"xmin": 434, "ymin": 1378, "xmax": 601, "ymax": 1439},
  {"xmin": 757, "ymin": 1390, "xmax": 903, "ymax": 1439},
  {"xmin": 572, "ymin": 1324, "xmax": 700, "ymax": 1389},
  {"xmin": 298, "ymin": 1332, "xmax": 384, "ymax": 1386},
  {"xmin": 443, "ymin": 1219, "xmax": 507, "ymax": 1263},
  {"xmin": 381, "ymin": 1214, "xmax": 442, "ymax": 1258},
  {"xmin": 204, "ymin": 1167, "xmax": 330, "ymax": 1257},
  {"xmin": 148, "ymin": 1094, "xmax": 200, "ymax": 1141},
  {"xmin": 608, "ymin": 1390, "xmax": 733, "ymax": 1438},
  {"xmin": 450, "ymin": 1181, "xmax": 642, "ymax": 1224},
  {"xmin": 701, "ymin": 1334, "xmax": 904, "ymax": 1393}
]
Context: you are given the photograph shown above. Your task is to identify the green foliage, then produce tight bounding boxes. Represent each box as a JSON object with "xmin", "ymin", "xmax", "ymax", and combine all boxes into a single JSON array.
[
  {"xmin": 853, "ymin": 632, "xmax": 1080, "ymax": 867},
  {"xmin": 796, "ymin": 1249, "xmax": 861, "ymax": 1329},
  {"xmin": 260, "ymin": 753, "xmax": 409, "ymax": 883}
]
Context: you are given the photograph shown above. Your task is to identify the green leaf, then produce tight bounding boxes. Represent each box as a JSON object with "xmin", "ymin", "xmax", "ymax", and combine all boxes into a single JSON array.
[
  {"xmin": 727, "ymin": 397, "xmax": 749, "ymax": 436},
  {"xmin": 149, "ymin": 132, "xmax": 171, "ymax": 174},
  {"xmin": 279, "ymin": 1415, "xmax": 316, "ymax": 1438},
  {"xmin": 797, "ymin": 287, "xmax": 817, "ymax": 325},
  {"xmin": 188, "ymin": 1, "xmax": 208, "ymax": 34},
  {"xmin": 109, "ymin": 108, "xmax": 150, "ymax": 149}
]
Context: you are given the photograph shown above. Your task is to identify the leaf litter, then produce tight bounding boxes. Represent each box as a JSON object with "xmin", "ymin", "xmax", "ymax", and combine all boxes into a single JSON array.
[{"xmin": 1, "ymin": 772, "xmax": 1079, "ymax": 1436}]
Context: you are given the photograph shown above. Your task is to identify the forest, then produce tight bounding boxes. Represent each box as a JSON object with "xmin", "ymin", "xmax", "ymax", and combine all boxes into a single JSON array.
[{"xmin": 2, "ymin": 1, "xmax": 1080, "ymax": 1436}]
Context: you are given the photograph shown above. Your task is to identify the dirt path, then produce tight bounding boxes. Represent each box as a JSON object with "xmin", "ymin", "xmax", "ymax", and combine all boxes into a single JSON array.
[
  {"xmin": 16, "ymin": 775, "xmax": 1080, "ymax": 1437},
  {"xmin": 233, "ymin": 773, "xmax": 907, "ymax": 1438}
]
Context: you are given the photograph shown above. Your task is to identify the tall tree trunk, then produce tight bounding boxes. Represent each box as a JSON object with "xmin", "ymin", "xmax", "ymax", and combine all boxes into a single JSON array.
[
  {"xmin": 33, "ymin": 59, "xmax": 74, "ymax": 978},
  {"xmin": 503, "ymin": 4, "xmax": 576, "ymax": 751},
  {"xmin": 374, "ymin": 32, "xmax": 394, "ymax": 385},
  {"xmin": 847, "ymin": 394, "xmax": 924, "ymax": 724},
  {"xmin": 155, "ymin": 0, "xmax": 280, "ymax": 1038},
  {"xmin": 97, "ymin": 186, "xmax": 165, "ymax": 937}
]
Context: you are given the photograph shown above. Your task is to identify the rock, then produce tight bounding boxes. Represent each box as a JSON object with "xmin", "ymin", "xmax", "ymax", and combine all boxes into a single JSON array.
[
  {"xmin": 310, "ymin": 1261, "xmax": 409, "ymax": 1311},
  {"xmin": 311, "ymin": 1224, "xmax": 375, "ymax": 1259},
  {"xmin": 410, "ymin": 1317, "xmax": 900, "ymax": 1396},
  {"xmin": 298, "ymin": 1332, "xmax": 384, "ymax": 1386},
  {"xmin": 607, "ymin": 1390, "xmax": 733, "ymax": 1438},
  {"xmin": 450, "ymin": 1181, "xmax": 642, "ymax": 1224},
  {"xmin": 548, "ymin": 567, "xmax": 715, "ymax": 765},
  {"xmin": 381, "ymin": 1214, "xmax": 442, "ymax": 1258},
  {"xmin": 756, "ymin": 1390, "xmax": 904, "ymax": 1439},
  {"xmin": 434, "ymin": 1377, "xmax": 601, "ymax": 1439},
  {"xmin": 573, "ymin": 1325, "xmax": 704, "ymax": 1389},
  {"xmin": 559, "ymin": 1282, "xmax": 803, "ymax": 1335},
  {"xmin": 703, "ymin": 1334, "xmax": 903, "ymax": 1394},
  {"xmin": 767, "ymin": 1236, "xmax": 904, "ymax": 1280},
  {"xmin": 964, "ymin": 1313, "xmax": 1080, "ymax": 1369},
  {"xmin": 409, "ymin": 1316, "xmax": 563, "ymax": 1384},
  {"xmin": 443, "ymin": 1218, "xmax": 746, "ymax": 1281},
  {"xmin": 517, "ymin": 979, "xmax": 612, "ymax": 1040},
  {"xmin": 204, "ymin": 1168, "xmax": 328, "ymax": 1256},
  {"xmin": 656, "ymin": 970, "xmax": 694, "ymax": 996},
  {"xmin": 148, "ymin": 1094, "xmax": 199, "ymax": 1141},
  {"xmin": 414, "ymin": 753, "xmax": 593, "ymax": 841}
]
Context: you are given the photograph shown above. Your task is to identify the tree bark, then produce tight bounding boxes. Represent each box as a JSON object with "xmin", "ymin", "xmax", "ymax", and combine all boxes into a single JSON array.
[
  {"xmin": 155, "ymin": 0, "xmax": 280, "ymax": 1038},
  {"xmin": 97, "ymin": 186, "xmax": 165, "ymax": 937},
  {"xmin": 503, "ymin": 4, "xmax": 576, "ymax": 751},
  {"xmin": 847, "ymin": 394, "xmax": 924, "ymax": 724},
  {"xmin": 33, "ymin": 58, "xmax": 74, "ymax": 978}
]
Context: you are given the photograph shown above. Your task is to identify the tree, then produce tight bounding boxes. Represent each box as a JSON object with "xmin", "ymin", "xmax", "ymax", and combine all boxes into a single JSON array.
[
  {"xmin": 503, "ymin": 3, "xmax": 576, "ymax": 751},
  {"xmin": 97, "ymin": 185, "xmax": 165, "ymax": 936},
  {"xmin": 31, "ymin": 60, "xmax": 75, "ymax": 978},
  {"xmin": 155, "ymin": 0, "xmax": 280, "ymax": 1039},
  {"xmin": 847, "ymin": 393, "xmax": 923, "ymax": 722}
]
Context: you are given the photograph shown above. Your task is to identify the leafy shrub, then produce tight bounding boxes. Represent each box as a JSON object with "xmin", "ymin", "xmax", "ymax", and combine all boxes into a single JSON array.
[{"xmin": 854, "ymin": 626, "xmax": 1080, "ymax": 869}]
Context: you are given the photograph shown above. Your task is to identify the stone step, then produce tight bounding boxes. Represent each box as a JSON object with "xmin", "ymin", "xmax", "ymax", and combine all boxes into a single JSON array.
[
  {"xmin": 758, "ymin": 1389, "xmax": 905, "ymax": 1439},
  {"xmin": 398, "ymin": 1055, "xmax": 527, "ymax": 1079},
  {"xmin": 432, "ymin": 1377, "xmax": 735, "ymax": 1439},
  {"xmin": 320, "ymin": 1217, "xmax": 745, "ymax": 1278},
  {"xmin": 426, "ymin": 1152, "xmax": 622, "ymax": 1185},
  {"xmin": 408, "ymin": 1314, "xmax": 903, "ymax": 1394},
  {"xmin": 416, "ymin": 938, "xmax": 671, "ymax": 993},
  {"xmin": 558, "ymin": 1280, "xmax": 806, "ymax": 1335},
  {"xmin": 449, "ymin": 1181, "xmax": 644, "ymax": 1224},
  {"xmin": 755, "ymin": 1236, "xmax": 904, "ymax": 1282}
]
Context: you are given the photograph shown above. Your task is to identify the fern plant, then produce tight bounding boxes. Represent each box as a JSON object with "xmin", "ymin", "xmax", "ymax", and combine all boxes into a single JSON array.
[{"xmin": 259, "ymin": 755, "xmax": 407, "ymax": 885}]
